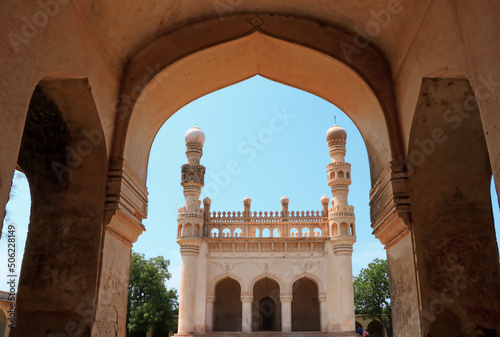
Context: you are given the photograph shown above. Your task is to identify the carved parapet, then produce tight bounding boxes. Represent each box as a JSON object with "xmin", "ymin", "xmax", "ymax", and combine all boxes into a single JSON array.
[
  {"xmin": 104, "ymin": 159, "xmax": 147, "ymax": 244},
  {"xmin": 207, "ymin": 209, "xmax": 327, "ymax": 224},
  {"xmin": 370, "ymin": 162, "xmax": 411, "ymax": 247}
]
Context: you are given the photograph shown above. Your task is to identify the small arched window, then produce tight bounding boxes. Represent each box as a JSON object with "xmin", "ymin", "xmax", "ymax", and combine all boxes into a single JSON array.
[
  {"xmin": 262, "ymin": 228, "xmax": 271, "ymax": 237},
  {"xmin": 211, "ymin": 228, "xmax": 219, "ymax": 237},
  {"xmin": 273, "ymin": 228, "xmax": 280, "ymax": 237}
]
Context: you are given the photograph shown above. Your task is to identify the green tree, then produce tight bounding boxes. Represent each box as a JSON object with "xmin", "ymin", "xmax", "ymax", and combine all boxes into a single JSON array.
[
  {"xmin": 353, "ymin": 258, "xmax": 392, "ymax": 337},
  {"xmin": 127, "ymin": 252, "xmax": 178, "ymax": 336}
]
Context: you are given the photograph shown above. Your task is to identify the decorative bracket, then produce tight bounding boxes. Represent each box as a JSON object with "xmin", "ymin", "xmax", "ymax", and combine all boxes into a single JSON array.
[
  {"xmin": 370, "ymin": 161, "xmax": 411, "ymax": 247},
  {"xmin": 104, "ymin": 159, "xmax": 148, "ymax": 244}
]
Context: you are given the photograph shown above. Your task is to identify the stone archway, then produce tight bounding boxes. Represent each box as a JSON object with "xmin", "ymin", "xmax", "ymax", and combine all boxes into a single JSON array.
[
  {"xmin": 291, "ymin": 277, "xmax": 320, "ymax": 331},
  {"xmin": 119, "ymin": 15, "xmax": 400, "ymax": 185},
  {"xmin": 214, "ymin": 278, "xmax": 242, "ymax": 331},
  {"xmin": 12, "ymin": 78, "xmax": 108, "ymax": 336},
  {"xmin": 367, "ymin": 319, "xmax": 385, "ymax": 337},
  {"xmin": 10, "ymin": 76, "xmax": 145, "ymax": 337}
]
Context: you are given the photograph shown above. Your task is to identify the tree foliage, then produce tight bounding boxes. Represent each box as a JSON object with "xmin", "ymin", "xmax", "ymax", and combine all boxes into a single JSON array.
[
  {"xmin": 127, "ymin": 252, "xmax": 178, "ymax": 335},
  {"xmin": 353, "ymin": 258, "xmax": 392, "ymax": 337}
]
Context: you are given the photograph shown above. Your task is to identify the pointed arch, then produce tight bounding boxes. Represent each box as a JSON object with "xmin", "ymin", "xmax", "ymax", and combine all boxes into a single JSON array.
[
  {"xmin": 289, "ymin": 273, "xmax": 323, "ymax": 294},
  {"xmin": 119, "ymin": 15, "xmax": 400, "ymax": 188},
  {"xmin": 209, "ymin": 273, "xmax": 245, "ymax": 296},
  {"xmin": 249, "ymin": 273, "xmax": 284, "ymax": 295}
]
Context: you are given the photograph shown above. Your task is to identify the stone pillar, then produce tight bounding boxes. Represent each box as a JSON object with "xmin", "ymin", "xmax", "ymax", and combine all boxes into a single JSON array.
[
  {"xmin": 407, "ymin": 78, "xmax": 500, "ymax": 336},
  {"xmin": 280, "ymin": 294, "xmax": 292, "ymax": 332},
  {"xmin": 176, "ymin": 238, "xmax": 202, "ymax": 336},
  {"xmin": 93, "ymin": 160, "xmax": 147, "ymax": 336},
  {"xmin": 374, "ymin": 213, "xmax": 421, "ymax": 337},
  {"xmin": 332, "ymin": 237, "xmax": 356, "ymax": 333},
  {"xmin": 241, "ymin": 294, "xmax": 253, "ymax": 332},
  {"xmin": 319, "ymin": 293, "xmax": 328, "ymax": 332},
  {"xmin": 205, "ymin": 295, "xmax": 215, "ymax": 332},
  {"xmin": 371, "ymin": 164, "xmax": 421, "ymax": 337}
]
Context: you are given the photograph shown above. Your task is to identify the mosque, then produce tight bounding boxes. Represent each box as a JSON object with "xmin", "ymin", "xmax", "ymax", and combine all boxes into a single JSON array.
[{"xmin": 175, "ymin": 124, "xmax": 357, "ymax": 336}]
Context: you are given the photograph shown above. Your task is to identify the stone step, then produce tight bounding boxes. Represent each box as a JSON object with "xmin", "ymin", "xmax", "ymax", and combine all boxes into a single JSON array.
[{"xmin": 193, "ymin": 332, "xmax": 357, "ymax": 337}]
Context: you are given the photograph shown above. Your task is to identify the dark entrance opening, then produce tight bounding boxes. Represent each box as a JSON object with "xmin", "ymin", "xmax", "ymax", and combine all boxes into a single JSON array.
[{"xmin": 259, "ymin": 296, "xmax": 275, "ymax": 331}]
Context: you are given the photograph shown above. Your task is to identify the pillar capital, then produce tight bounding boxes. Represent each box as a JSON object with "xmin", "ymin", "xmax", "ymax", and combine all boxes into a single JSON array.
[
  {"xmin": 241, "ymin": 294, "xmax": 253, "ymax": 303},
  {"xmin": 177, "ymin": 237, "xmax": 203, "ymax": 255},
  {"xmin": 332, "ymin": 235, "xmax": 356, "ymax": 255},
  {"xmin": 280, "ymin": 294, "xmax": 293, "ymax": 302}
]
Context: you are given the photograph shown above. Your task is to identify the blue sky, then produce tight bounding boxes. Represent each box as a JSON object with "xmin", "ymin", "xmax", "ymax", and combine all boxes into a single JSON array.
[{"xmin": 2, "ymin": 75, "xmax": 500, "ymax": 291}]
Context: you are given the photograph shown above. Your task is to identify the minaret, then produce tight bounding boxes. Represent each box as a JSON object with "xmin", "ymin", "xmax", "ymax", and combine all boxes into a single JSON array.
[
  {"xmin": 176, "ymin": 126, "xmax": 206, "ymax": 336},
  {"xmin": 325, "ymin": 124, "xmax": 357, "ymax": 333}
]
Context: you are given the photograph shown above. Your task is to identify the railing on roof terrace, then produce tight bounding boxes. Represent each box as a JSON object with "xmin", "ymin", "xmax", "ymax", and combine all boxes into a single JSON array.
[{"xmin": 205, "ymin": 209, "xmax": 329, "ymax": 238}]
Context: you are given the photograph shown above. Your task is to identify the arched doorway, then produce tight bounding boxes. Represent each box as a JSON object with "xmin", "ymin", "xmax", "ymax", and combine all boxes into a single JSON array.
[
  {"xmin": 11, "ymin": 78, "xmax": 109, "ymax": 336},
  {"xmin": 214, "ymin": 278, "xmax": 242, "ymax": 331},
  {"xmin": 252, "ymin": 277, "xmax": 281, "ymax": 331},
  {"xmin": 367, "ymin": 319, "xmax": 385, "ymax": 337},
  {"xmin": 292, "ymin": 277, "xmax": 320, "ymax": 331}
]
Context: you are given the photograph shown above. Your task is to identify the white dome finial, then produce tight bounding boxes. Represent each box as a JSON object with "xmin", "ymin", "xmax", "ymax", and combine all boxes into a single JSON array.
[{"xmin": 185, "ymin": 125, "xmax": 205, "ymax": 145}]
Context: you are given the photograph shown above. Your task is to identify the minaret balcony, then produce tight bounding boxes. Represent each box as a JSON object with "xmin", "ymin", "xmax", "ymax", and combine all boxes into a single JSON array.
[
  {"xmin": 178, "ymin": 207, "xmax": 204, "ymax": 220},
  {"xmin": 326, "ymin": 162, "xmax": 351, "ymax": 169},
  {"xmin": 328, "ymin": 205, "xmax": 355, "ymax": 218},
  {"xmin": 328, "ymin": 178, "xmax": 351, "ymax": 187}
]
